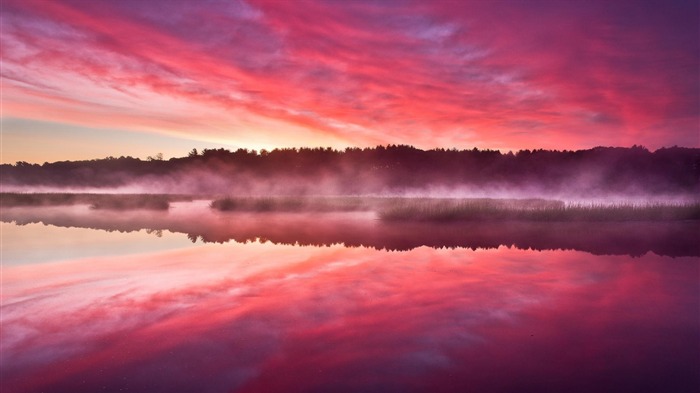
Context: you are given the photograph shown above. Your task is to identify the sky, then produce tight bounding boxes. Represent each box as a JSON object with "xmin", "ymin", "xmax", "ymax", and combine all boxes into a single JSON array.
[{"xmin": 1, "ymin": 0, "xmax": 698, "ymax": 163}]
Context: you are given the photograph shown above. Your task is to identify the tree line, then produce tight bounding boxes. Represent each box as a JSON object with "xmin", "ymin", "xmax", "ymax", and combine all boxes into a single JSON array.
[{"xmin": 2, "ymin": 145, "xmax": 698, "ymax": 196}]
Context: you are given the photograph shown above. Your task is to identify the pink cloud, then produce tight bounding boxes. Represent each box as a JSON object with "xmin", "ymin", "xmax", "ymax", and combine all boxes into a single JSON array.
[{"xmin": 2, "ymin": 0, "xmax": 697, "ymax": 160}]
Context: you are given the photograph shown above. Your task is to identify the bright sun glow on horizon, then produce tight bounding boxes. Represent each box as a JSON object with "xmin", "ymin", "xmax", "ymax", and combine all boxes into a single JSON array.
[{"xmin": 1, "ymin": 0, "xmax": 698, "ymax": 164}]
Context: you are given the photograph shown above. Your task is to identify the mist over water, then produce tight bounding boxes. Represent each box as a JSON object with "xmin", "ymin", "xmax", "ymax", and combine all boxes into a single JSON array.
[{"xmin": 3, "ymin": 146, "xmax": 698, "ymax": 203}]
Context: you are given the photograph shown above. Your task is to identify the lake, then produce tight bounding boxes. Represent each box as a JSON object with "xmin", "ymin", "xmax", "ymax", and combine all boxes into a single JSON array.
[{"xmin": 1, "ymin": 203, "xmax": 698, "ymax": 392}]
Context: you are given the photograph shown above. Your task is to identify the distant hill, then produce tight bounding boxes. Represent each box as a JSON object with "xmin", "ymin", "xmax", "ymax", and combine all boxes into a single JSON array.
[{"xmin": 2, "ymin": 145, "xmax": 698, "ymax": 198}]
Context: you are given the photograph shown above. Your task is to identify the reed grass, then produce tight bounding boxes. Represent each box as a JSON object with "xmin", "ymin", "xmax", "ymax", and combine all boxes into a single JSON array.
[
  {"xmin": 5, "ymin": 193, "xmax": 698, "ymax": 220},
  {"xmin": 378, "ymin": 199, "xmax": 700, "ymax": 222},
  {"xmin": 89, "ymin": 196, "xmax": 170, "ymax": 211},
  {"xmin": 209, "ymin": 196, "xmax": 378, "ymax": 212},
  {"xmin": 210, "ymin": 196, "xmax": 700, "ymax": 221},
  {"xmin": 0, "ymin": 193, "xmax": 191, "ymax": 210}
]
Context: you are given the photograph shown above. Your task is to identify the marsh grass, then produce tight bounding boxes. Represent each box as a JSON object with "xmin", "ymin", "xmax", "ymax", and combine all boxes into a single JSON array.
[
  {"xmin": 0, "ymin": 193, "xmax": 191, "ymax": 210},
  {"xmin": 4, "ymin": 193, "xmax": 698, "ymax": 220},
  {"xmin": 379, "ymin": 199, "xmax": 700, "ymax": 222},
  {"xmin": 209, "ymin": 196, "xmax": 380, "ymax": 212},
  {"xmin": 210, "ymin": 196, "xmax": 700, "ymax": 221},
  {"xmin": 90, "ymin": 195, "xmax": 170, "ymax": 211}
]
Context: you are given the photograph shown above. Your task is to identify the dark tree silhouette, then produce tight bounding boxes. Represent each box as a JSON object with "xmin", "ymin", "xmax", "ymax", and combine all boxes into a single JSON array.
[{"xmin": 1, "ymin": 145, "xmax": 698, "ymax": 196}]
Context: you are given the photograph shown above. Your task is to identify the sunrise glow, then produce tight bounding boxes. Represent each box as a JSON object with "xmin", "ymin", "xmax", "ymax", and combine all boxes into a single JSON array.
[{"xmin": 2, "ymin": 0, "xmax": 698, "ymax": 163}]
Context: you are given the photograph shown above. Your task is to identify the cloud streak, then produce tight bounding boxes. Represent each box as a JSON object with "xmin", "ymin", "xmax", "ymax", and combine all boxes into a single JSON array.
[{"xmin": 1, "ymin": 0, "xmax": 698, "ymax": 162}]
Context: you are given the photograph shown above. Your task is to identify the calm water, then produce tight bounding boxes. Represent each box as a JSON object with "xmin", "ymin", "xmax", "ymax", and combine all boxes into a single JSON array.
[{"xmin": 1, "ymin": 205, "xmax": 699, "ymax": 393}]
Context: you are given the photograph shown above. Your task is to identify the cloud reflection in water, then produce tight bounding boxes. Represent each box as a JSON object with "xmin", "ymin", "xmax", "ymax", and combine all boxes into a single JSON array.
[{"xmin": 2, "ymin": 231, "xmax": 698, "ymax": 393}]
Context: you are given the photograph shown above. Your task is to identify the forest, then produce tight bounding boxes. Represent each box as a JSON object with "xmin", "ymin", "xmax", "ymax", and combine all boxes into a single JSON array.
[{"xmin": 2, "ymin": 145, "xmax": 698, "ymax": 197}]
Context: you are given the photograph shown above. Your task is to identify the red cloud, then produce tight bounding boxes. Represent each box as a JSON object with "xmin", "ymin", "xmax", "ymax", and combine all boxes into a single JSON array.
[{"xmin": 2, "ymin": 0, "xmax": 697, "ymax": 158}]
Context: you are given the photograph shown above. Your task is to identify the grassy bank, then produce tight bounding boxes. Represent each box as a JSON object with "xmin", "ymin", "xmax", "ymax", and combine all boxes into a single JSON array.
[
  {"xmin": 209, "ymin": 196, "xmax": 382, "ymax": 212},
  {"xmin": 89, "ymin": 195, "xmax": 170, "ymax": 211},
  {"xmin": 4, "ymin": 193, "xmax": 699, "ymax": 220},
  {"xmin": 209, "ymin": 196, "xmax": 700, "ymax": 221},
  {"xmin": 378, "ymin": 199, "xmax": 700, "ymax": 222},
  {"xmin": 0, "ymin": 193, "xmax": 193, "ymax": 210}
]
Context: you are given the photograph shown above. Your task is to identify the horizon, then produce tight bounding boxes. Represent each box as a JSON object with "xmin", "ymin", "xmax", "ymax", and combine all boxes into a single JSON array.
[
  {"xmin": 4, "ymin": 143, "xmax": 698, "ymax": 166},
  {"xmin": 2, "ymin": 0, "xmax": 699, "ymax": 164}
]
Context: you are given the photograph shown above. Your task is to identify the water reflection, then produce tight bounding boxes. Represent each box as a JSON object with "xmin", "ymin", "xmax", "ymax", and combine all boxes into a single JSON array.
[
  {"xmin": 2, "ymin": 231, "xmax": 698, "ymax": 393},
  {"xmin": 0, "ymin": 221, "xmax": 193, "ymax": 265},
  {"xmin": 2, "ymin": 202, "xmax": 699, "ymax": 257}
]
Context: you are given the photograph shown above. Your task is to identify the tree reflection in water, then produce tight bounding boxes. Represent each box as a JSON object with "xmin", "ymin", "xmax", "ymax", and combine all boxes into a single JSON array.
[{"xmin": 2, "ymin": 202, "xmax": 698, "ymax": 257}]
